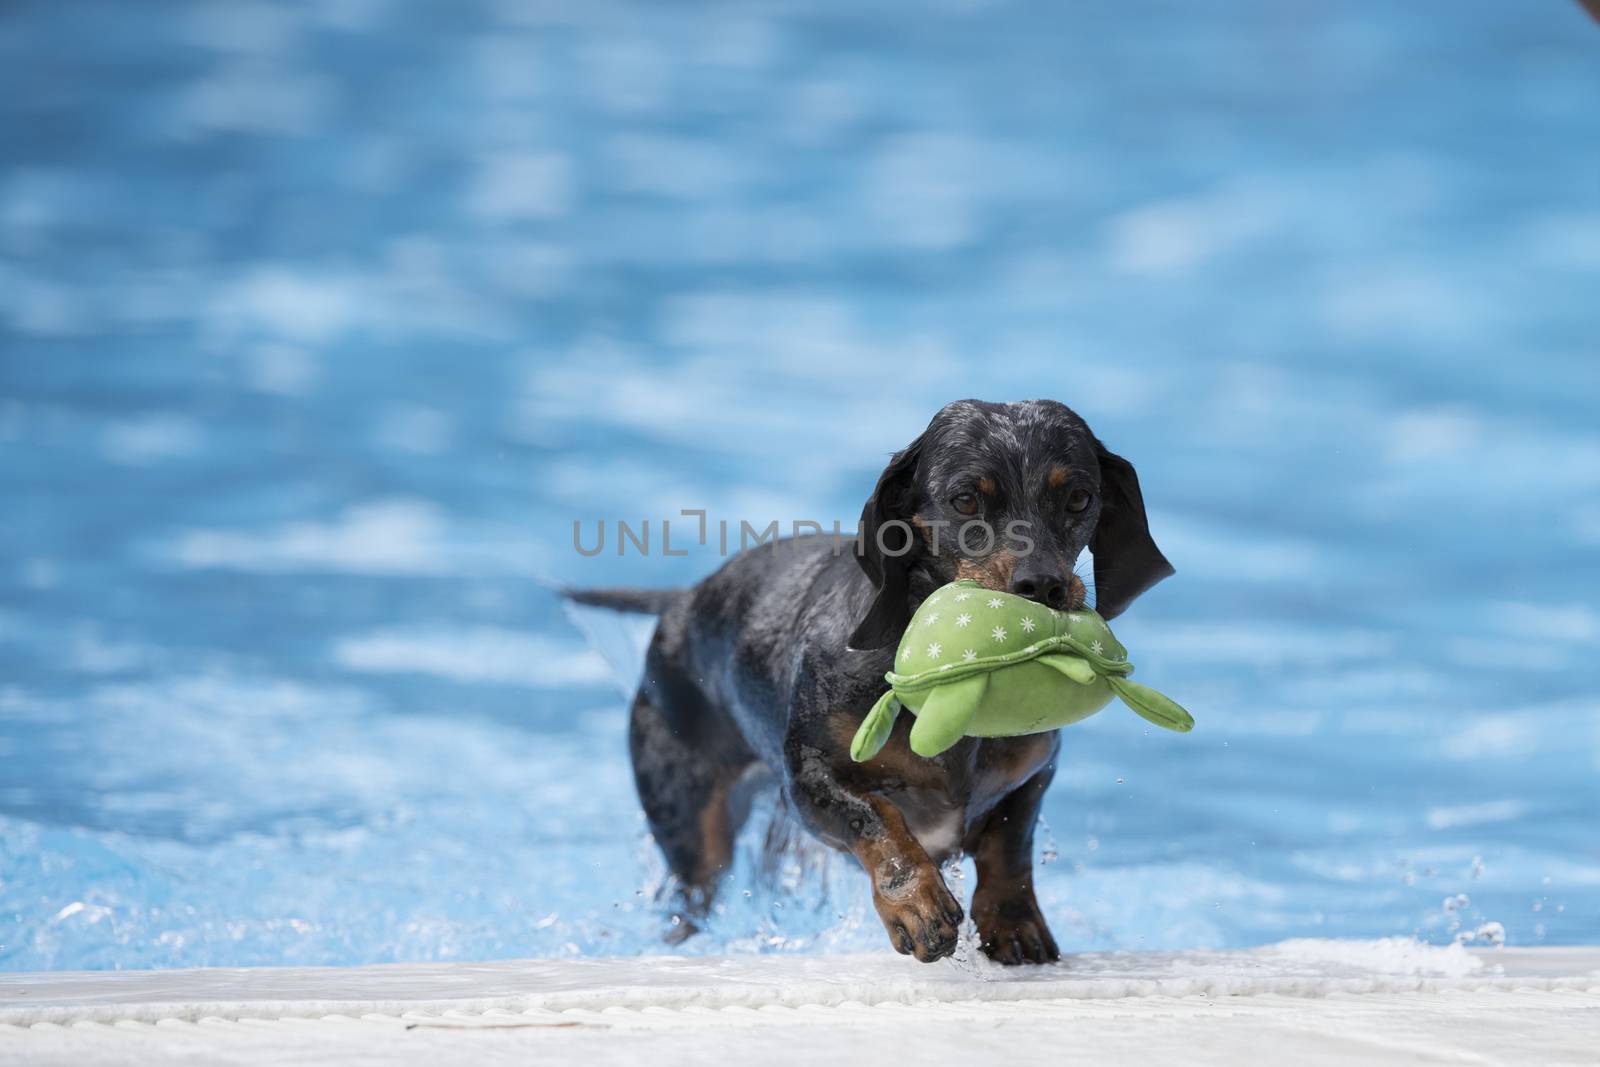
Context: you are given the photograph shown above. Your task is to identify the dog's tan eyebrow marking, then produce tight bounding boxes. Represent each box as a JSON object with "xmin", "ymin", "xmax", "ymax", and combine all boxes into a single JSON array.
[
  {"xmin": 1046, "ymin": 465, "xmax": 1075, "ymax": 488},
  {"xmin": 977, "ymin": 475, "xmax": 997, "ymax": 496}
]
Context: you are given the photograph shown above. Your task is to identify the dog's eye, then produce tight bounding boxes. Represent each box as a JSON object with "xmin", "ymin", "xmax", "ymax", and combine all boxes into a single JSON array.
[
  {"xmin": 950, "ymin": 492, "xmax": 980, "ymax": 516},
  {"xmin": 1066, "ymin": 489, "xmax": 1092, "ymax": 513}
]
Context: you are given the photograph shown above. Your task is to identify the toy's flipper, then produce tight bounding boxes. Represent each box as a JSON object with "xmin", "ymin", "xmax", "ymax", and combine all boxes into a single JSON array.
[
  {"xmin": 850, "ymin": 690, "xmax": 902, "ymax": 762},
  {"xmin": 1107, "ymin": 677, "xmax": 1194, "ymax": 733},
  {"xmin": 1037, "ymin": 653, "xmax": 1097, "ymax": 685},
  {"xmin": 908, "ymin": 674, "xmax": 987, "ymax": 757}
]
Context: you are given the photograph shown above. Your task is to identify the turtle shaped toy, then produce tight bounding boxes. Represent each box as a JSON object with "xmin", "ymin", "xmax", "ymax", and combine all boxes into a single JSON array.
[{"xmin": 850, "ymin": 579, "xmax": 1193, "ymax": 761}]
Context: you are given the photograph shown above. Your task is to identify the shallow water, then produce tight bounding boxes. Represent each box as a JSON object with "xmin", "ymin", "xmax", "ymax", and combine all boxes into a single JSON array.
[{"xmin": 2, "ymin": 0, "xmax": 1598, "ymax": 971}]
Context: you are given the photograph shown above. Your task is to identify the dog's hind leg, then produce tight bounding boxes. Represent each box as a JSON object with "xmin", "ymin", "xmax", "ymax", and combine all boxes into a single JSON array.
[{"xmin": 629, "ymin": 683, "xmax": 760, "ymax": 939}]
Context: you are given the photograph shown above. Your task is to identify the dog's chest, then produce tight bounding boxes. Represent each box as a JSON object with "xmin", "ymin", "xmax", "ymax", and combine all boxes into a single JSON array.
[{"xmin": 898, "ymin": 795, "xmax": 966, "ymax": 862}]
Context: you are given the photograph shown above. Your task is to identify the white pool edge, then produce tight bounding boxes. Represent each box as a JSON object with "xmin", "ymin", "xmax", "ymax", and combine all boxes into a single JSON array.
[{"xmin": 5, "ymin": 940, "xmax": 1599, "ymax": 1027}]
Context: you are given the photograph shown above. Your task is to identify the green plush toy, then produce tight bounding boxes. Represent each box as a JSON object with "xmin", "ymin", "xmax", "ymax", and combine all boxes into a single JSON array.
[{"xmin": 850, "ymin": 579, "xmax": 1193, "ymax": 761}]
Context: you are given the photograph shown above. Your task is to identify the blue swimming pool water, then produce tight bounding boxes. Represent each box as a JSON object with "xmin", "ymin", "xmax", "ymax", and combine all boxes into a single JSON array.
[{"xmin": 2, "ymin": 0, "xmax": 1598, "ymax": 972}]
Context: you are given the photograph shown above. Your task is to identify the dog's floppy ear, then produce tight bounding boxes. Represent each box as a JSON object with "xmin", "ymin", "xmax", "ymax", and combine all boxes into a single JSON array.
[
  {"xmin": 847, "ymin": 434, "xmax": 925, "ymax": 650},
  {"xmin": 1090, "ymin": 442, "xmax": 1174, "ymax": 621}
]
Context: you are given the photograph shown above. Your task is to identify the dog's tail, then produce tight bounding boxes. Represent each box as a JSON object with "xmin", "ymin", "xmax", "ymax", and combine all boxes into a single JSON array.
[{"xmin": 562, "ymin": 586, "xmax": 684, "ymax": 615}]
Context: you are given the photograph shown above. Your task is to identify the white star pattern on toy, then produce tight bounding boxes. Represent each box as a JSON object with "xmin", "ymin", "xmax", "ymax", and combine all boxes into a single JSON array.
[
  {"xmin": 927, "ymin": 595, "xmax": 941, "ymax": 605},
  {"xmin": 953, "ymin": 591, "xmax": 971, "ymax": 602},
  {"xmin": 986, "ymin": 597, "xmax": 1004, "ymax": 609},
  {"xmin": 1019, "ymin": 616, "xmax": 1036, "ymax": 633},
  {"xmin": 926, "ymin": 642, "xmax": 943, "ymax": 659},
  {"xmin": 1066, "ymin": 613, "xmax": 1082, "ymax": 625},
  {"xmin": 991, "ymin": 625, "xmax": 1007, "ymax": 642},
  {"xmin": 961, "ymin": 648, "xmax": 977, "ymax": 662},
  {"xmin": 924, "ymin": 612, "xmax": 940, "ymax": 626},
  {"xmin": 955, "ymin": 612, "xmax": 972, "ymax": 627},
  {"xmin": 1090, "ymin": 639, "xmax": 1103, "ymax": 655}
]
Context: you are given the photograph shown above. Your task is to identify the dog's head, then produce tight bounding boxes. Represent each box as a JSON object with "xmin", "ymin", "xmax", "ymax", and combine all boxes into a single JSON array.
[{"xmin": 848, "ymin": 399, "xmax": 1172, "ymax": 651}]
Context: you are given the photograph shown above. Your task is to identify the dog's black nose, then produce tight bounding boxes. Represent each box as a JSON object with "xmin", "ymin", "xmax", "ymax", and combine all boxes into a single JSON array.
[{"xmin": 1011, "ymin": 571, "xmax": 1071, "ymax": 610}]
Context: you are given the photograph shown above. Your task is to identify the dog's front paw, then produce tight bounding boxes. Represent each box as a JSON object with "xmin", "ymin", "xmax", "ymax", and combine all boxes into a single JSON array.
[
  {"xmin": 971, "ymin": 884, "xmax": 1059, "ymax": 965},
  {"xmin": 869, "ymin": 857, "xmax": 964, "ymax": 962}
]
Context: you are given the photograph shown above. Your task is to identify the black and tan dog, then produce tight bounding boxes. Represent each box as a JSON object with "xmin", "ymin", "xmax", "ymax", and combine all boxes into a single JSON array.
[{"xmin": 569, "ymin": 399, "xmax": 1172, "ymax": 964}]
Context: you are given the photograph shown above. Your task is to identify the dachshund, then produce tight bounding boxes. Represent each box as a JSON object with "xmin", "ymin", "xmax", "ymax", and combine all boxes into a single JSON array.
[{"xmin": 567, "ymin": 398, "xmax": 1172, "ymax": 964}]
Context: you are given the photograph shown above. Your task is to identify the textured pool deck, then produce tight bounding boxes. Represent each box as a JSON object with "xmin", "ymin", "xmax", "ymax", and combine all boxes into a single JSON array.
[{"xmin": 3, "ymin": 941, "xmax": 1599, "ymax": 1065}]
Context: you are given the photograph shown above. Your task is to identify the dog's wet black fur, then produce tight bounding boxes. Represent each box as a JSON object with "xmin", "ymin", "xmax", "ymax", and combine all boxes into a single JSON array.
[{"xmin": 569, "ymin": 399, "xmax": 1172, "ymax": 964}]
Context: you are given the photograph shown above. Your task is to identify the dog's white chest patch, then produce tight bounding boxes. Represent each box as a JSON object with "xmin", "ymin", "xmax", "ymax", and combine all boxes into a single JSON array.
[{"xmin": 911, "ymin": 810, "xmax": 964, "ymax": 859}]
